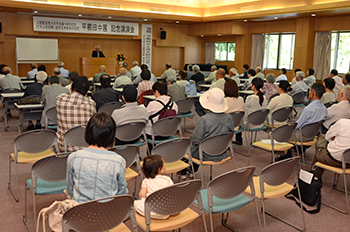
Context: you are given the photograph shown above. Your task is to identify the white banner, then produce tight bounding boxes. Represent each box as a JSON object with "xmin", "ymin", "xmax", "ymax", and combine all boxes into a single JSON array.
[
  {"xmin": 142, "ymin": 24, "xmax": 152, "ymax": 71},
  {"xmin": 33, "ymin": 16, "xmax": 139, "ymax": 36}
]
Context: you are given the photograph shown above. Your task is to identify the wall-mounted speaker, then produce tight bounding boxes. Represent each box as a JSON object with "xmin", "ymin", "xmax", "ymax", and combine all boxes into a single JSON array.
[
  {"xmin": 0, "ymin": 22, "xmax": 2, "ymax": 33},
  {"xmin": 160, "ymin": 30, "xmax": 166, "ymax": 40}
]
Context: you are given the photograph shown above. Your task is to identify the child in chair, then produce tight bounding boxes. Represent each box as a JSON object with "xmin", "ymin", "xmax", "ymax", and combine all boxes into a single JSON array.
[{"xmin": 134, "ymin": 155, "xmax": 173, "ymax": 219}]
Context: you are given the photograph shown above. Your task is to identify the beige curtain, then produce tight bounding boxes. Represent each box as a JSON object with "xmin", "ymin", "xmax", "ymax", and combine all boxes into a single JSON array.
[
  {"xmin": 313, "ymin": 31, "xmax": 332, "ymax": 80},
  {"xmin": 251, "ymin": 34, "xmax": 265, "ymax": 69},
  {"xmin": 206, "ymin": 42, "xmax": 215, "ymax": 64}
]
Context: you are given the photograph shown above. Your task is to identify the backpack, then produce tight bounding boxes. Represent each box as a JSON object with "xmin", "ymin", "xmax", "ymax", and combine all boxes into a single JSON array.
[{"xmin": 149, "ymin": 99, "xmax": 177, "ymax": 124}]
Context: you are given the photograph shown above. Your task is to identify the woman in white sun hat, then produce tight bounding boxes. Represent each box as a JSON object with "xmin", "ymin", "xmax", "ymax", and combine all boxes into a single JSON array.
[{"xmin": 180, "ymin": 87, "xmax": 235, "ymax": 179}]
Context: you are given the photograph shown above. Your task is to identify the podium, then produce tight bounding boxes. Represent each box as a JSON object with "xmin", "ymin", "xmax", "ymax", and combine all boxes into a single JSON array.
[{"xmin": 80, "ymin": 57, "xmax": 117, "ymax": 78}]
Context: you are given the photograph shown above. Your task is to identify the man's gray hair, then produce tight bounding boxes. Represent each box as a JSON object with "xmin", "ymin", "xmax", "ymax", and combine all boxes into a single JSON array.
[
  {"xmin": 119, "ymin": 68, "xmax": 127, "ymax": 75},
  {"xmin": 296, "ymin": 71, "xmax": 305, "ymax": 80},
  {"xmin": 340, "ymin": 86, "xmax": 350, "ymax": 99},
  {"xmin": 230, "ymin": 68, "xmax": 237, "ymax": 75},
  {"xmin": 256, "ymin": 67, "xmax": 262, "ymax": 72},
  {"xmin": 211, "ymin": 65, "xmax": 217, "ymax": 71},
  {"xmin": 266, "ymin": 73, "xmax": 276, "ymax": 83},
  {"xmin": 133, "ymin": 61, "xmax": 138, "ymax": 66},
  {"xmin": 193, "ymin": 65, "xmax": 200, "ymax": 72},
  {"xmin": 58, "ymin": 61, "xmax": 64, "ymax": 67},
  {"xmin": 95, "ymin": 45, "xmax": 100, "ymax": 49},
  {"xmin": 53, "ymin": 67, "xmax": 60, "ymax": 75},
  {"xmin": 36, "ymin": 71, "xmax": 47, "ymax": 82}
]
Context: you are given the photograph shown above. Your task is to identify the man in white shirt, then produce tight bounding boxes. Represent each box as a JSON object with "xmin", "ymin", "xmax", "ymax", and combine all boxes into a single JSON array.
[
  {"xmin": 205, "ymin": 65, "xmax": 217, "ymax": 84},
  {"xmin": 228, "ymin": 67, "xmax": 240, "ymax": 86},
  {"xmin": 325, "ymin": 69, "xmax": 344, "ymax": 96},
  {"xmin": 255, "ymin": 67, "xmax": 264, "ymax": 80},
  {"xmin": 58, "ymin": 61, "xmax": 69, "ymax": 79},
  {"xmin": 113, "ymin": 68, "xmax": 132, "ymax": 88},
  {"xmin": 303, "ymin": 68, "xmax": 316, "ymax": 87},
  {"xmin": 210, "ymin": 68, "xmax": 226, "ymax": 91},
  {"xmin": 342, "ymin": 72, "xmax": 350, "ymax": 86},
  {"xmin": 322, "ymin": 86, "xmax": 350, "ymax": 133},
  {"xmin": 160, "ymin": 63, "xmax": 177, "ymax": 83},
  {"xmin": 275, "ymin": 68, "xmax": 288, "ymax": 82},
  {"xmin": 290, "ymin": 71, "xmax": 309, "ymax": 95},
  {"xmin": 241, "ymin": 69, "xmax": 256, "ymax": 90},
  {"xmin": 130, "ymin": 61, "xmax": 142, "ymax": 79},
  {"xmin": 313, "ymin": 118, "xmax": 350, "ymax": 177},
  {"xmin": 26, "ymin": 63, "xmax": 37, "ymax": 79}
]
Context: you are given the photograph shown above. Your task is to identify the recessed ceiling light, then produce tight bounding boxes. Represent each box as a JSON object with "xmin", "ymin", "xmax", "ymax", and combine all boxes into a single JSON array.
[
  {"xmin": 78, "ymin": 14, "xmax": 82, "ymax": 17},
  {"xmin": 218, "ymin": 34, "xmax": 221, "ymax": 36},
  {"xmin": 244, "ymin": 20, "xmax": 247, "ymax": 22},
  {"xmin": 274, "ymin": 17, "xmax": 278, "ymax": 20},
  {"xmin": 108, "ymin": 16, "xmax": 112, "ymax": 19},
  {"xmin": 144, "ymin": 18, "xmax": 148, "ymax": 22},
  {"xmin": 176, "ymin": 21, "xmax": 179, "ymax": 24},
  {"xmin": 33, "ymin": 11, "xmax": 38, "ymax": 14},
  {"xmin": 311, "ymin": 14, "xmax": 316, "ymax": 17},
  {"xmin": 201, "ymin": 35, "xmax": 204, "ymax": 37}
]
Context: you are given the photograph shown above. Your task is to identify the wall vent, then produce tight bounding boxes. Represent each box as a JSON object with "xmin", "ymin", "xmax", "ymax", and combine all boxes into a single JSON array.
[{"xmin": 84, "ymin": 1, "xmax": 121, "ymax": 9}]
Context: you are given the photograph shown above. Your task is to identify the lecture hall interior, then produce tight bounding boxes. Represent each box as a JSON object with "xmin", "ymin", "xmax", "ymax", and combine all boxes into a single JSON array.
[{"xmin": 1, "ymin": 0, "xmax": 350, "ymax": 231}]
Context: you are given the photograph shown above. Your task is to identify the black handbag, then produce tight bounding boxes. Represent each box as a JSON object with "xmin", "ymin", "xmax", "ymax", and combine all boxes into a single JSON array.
[{"xmin": 285, "ymin": 171, "xmax": 322, "ymax": 214}]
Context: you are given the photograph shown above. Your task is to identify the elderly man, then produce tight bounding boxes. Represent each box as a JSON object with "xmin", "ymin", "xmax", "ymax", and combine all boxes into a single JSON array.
[
  {"xmin": 228, "ymin": 67, "xmax": 240, "ymax": 86},
  {"xmin": 92, "ymin": 65, "xmax": 107, "ymax": 84},
  {"xmin": 160, "ymin": 63, "xmax": 177, "ymax": 83},
  {"xmin": 113, "ymin": 68, "xmax": 132, "ymax": 88},
  {"xmin": 210, "ymin": 68, "xmax": 226, "ymax": 91},
  {"xmin": 322, "ymin": 86, "xmax": 350, "ymax": 133},
  {"xmin": 255, "ymin": 67, "xmax": 264, "ymax": 80},
  {"xmin": 26, "ymin": 63, "xmax": 37, "ymax": 80},
  {"xmin": 41, "ymin": 75, "xmax": 70, "ymax": 128},
  {"xmin": 51, "ymin": 67, "xmax": 70, "ymax": 87},
  {"xmin": 168, "ymin": 78, "xmax": 187, "ymax": 102},
  {"xmin": 93, "ymin": 74, "xmax": 120, "ymax": 110},
  {"xmin": 205, "ymin": 65, "xmax": 217, "ymax": 84},
  {"xmin": 58, "ymin": 61, "xmax": 69, "ymax": 78},
  {"xmin": 133, "ymin": 64, "xmax": 157, "ymax": 85},
  {"xmin": 130, "ymin": 61, "xmax": 141, "ymax": 79},
  {"xmin": 115, "ymin": 62, "xmax": 132, "ymax": 79},
  {"xmin": 343, "ymin": 72, "xmax": 350, "ymax": 86},
  {"xmin": 92, "ymin": 45, "xmax": 105, "ymax": 58},
  {"xmin": 190, "ymin": 65, "xmax": 204, "ymax": 83},
  {"xmin": 290, "ymin": 71, "xmax": 309, "ymax": 95},
  {"xmin": 303, "ymin": 68, "xmax": 316, "ymax": 87},
  {"xmin": 0, "ymin": 66, "xmax": 25, "ymax": 91},
  {"xmin": 275, "ymin": 68, "xmax": 288, "ymax": 82},
  {"xmin": 325, "ymin": 69, "xmax": 344, "ymax": 96},
  {"xmin": 56, "ymin": 76, "xmax": 96, "ymax": 152}
]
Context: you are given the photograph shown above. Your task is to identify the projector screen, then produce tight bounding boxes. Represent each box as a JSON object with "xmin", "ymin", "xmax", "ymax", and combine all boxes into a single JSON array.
[{"xmin": 16, "ymin": 38, "xmax": 59, "ymax": 61}]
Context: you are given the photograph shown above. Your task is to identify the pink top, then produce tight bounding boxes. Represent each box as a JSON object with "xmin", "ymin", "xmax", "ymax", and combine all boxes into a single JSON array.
[{"xmin": 262, "ymin": 83, "xmax": 278, "ymax": 101}]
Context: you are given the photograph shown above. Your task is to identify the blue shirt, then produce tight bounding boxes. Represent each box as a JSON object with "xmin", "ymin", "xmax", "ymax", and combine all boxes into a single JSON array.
[
  {"xmin": 60, "ymin": 67, "xmax": 69, "ymax": 78},
  {"xmin": 67, "ymin": 148, "xmax": 128, "ymax": 203},
  {"xmin": 296, "ymin": 100, "xmax": 327, "ymax": 130}
]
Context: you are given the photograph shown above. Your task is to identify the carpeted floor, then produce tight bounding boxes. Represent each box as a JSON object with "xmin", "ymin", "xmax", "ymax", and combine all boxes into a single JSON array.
[{"xmin": 0, "ymin": 109, "xmax": 349, "ymax": 232}]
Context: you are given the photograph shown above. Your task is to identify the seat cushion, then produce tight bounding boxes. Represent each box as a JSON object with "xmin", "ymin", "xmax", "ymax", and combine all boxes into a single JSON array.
[
  {"xmin": 291, "ymin": 138, "xmax": 317, "ymax": 146},
  {"xmin": 26, "ymin": 178, "xmax": 66, "ymax": 195},
  {"xmin": 108, "ymin": 223, "xmax": 131, "ymax": 232},
  {"xmin": 245, "ymin": 176, "xmax": 293, "ymax": 199},
  {"xmin": 253, "ymin": 141, "xmax": 294, "ymax": 152},
  {"xmin": 125, "ymin": 168, "xmax": 139, "ymax": 181},
  {"xmin": 314, "ymin": 162, "xmax": 350, "ymax": 175},
  {"xmin": 136, "ymin": 207, "xmax": 199, "ymax": 231},
  {"xmin": 147, "ymin": 135, "xmax": 179, "ymax": 145},
  {"xmin": 132, "ymin": 140, "xmax": 146, "ymax": 147},
  {"xmin": 177, "ymin": 113, "xmax": 194, "ymax": 118},
  {"xmin": 184, "ymin": 154, "xmax": 231, "ymax": 165},
  {"xmin": 194, "ymin": 189, "xmax": 251, "ymax": 214},
  {"xmin": 11, "ymin": 149, "xmax": 55, "ymax": 164},
  {"xmin": 247, "ymin": 126, "xmax": 267, "ymax": 132},
  {"xmin": 165, "ymin": 160, "xmax": 189, "ymax": 174}
]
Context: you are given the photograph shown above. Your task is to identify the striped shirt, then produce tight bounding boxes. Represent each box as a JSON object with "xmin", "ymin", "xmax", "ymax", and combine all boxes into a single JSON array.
[
  {"xmin": 138, "ymin": 80, "xmax": 154, "ymax": 97},
  {"xmin": 56, "ymin": 92, "xmax": 96, "ymax": 152}
]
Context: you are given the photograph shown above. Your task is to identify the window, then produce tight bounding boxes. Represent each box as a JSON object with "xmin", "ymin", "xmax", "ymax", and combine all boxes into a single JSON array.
[
  {"xmin": 215, "ymin": 42, "xmax": 235, "ymax": 61},
  {"xmin": 331, "ymin": 32, "xmax": 350, "ymax": 74},
  {"xmin": 263, "ymin": 33, "xmax": 295, "ymax": 70}
]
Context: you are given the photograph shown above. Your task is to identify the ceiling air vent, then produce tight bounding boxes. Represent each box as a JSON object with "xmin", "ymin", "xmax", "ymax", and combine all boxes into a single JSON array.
[
  {"xmin": 149, "ymin": 7, "xmax": 168, "ymax": 13},
  {"xmin": 84, "ymin": 1, "xmax": 121, "ymax": 9},
  {"xmin": 241, "ymin": 5, "xmax": 259, "ymax": 12}
]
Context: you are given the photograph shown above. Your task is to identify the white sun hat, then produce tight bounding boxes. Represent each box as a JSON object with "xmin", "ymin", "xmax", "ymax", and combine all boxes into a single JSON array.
[{"xmin": 199, "ymin": 87, "xmax": 228, "ymax": 113}]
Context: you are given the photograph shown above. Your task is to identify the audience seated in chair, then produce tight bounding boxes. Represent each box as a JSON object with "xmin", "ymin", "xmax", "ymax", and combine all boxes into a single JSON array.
[
  {"xmin": 66, "ymin": 112, "xmax": 128, "ymax": 203},
  {"xmin": 113, "ymin": 68, "xmax": 132, "ymax": 88},
  {"xmin": 92, "ymin": 74, "xmax": 119, "ymax": 111},
  {"xmin": 26, "ymin": 63, "xmax": 37, "ymax": 80},
  {"xmin": 325, "ymin": 69, "xmax": 344, "ymax": 96},
  {"xmin": 321, "ymin": 78, "xmax": 336, "ymax": 105},
  {"xmin": 168, "ymin": 78, "xmax": 187, "ymax": 102},
  {"xmin": 137, "ymin": 69, "xmax": 154, "ymax": 98},
  {"xmin": 133, "ymin": 64, "xmax": 157, "ymax": 85},
  {"xmin": 0, "ymin": 66, "xmax": 25, "ymax": 91},
  {"xmin": 210, "ymin": 68, "xmax": 226, "ymax": 91},
  {"xmin": 50, "ymin": 67, "xmax": 70, "ymax": 87},
  {"xmin": 304, "ymin": 68, "xmax": 316, "ymax": 88},
  {"xmin": 290, "ymin": 71, "xmax": 309, "ymax": 97},
  {"xmin": 65, "ymin": 71, "xmax": 79, "ymax": 92},
  {"xmin": 205, "ymin": 65, "xmax": 217, "ymax": 84},
  {"xmin": 262, "ymin": 73, "xmax": 278, "ymax": 101},
  {"xmin": 160, "ymin": 63, "xmax": 177, "ymax": 83}
]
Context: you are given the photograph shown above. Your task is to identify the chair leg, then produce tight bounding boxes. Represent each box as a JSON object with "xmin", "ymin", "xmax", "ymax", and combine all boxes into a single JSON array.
[
  {"xmin": 23, "ymin": 183, "xmax": 31, "ymax": 232},
  {"xmin": 8, "ymin": 156, "xmax": 19, "ymax": 202},
  {"xmin": 221, "ymin": 213, "xmax": 239, "ymax": 232},
  {"xmin": 248, "ymin": 147, "xmax": 255, "ymax": 166},
  {"xmin": 209, "ymin": 165, "xmax": 213, "ymax": 181}
]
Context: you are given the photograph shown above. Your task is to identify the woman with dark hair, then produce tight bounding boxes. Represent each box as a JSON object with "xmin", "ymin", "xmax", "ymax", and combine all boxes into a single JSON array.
[
  {"xmin": 66, "ymin": 112, "xmax": 128, "ymax": 203},
  {"xmin": 267, "ymin": 80, "xmax": 293, "ymax": 125},
  {"xmin": 244, "ymin": 77, "xmax": 267, "ymax": 129},
  {"xmin": 224, "ymin": 80, "xmax": 245, "ymax": 144},
  {"xmin": 137, "ymin": 69, "xmax": 153, "ymax": 97}
]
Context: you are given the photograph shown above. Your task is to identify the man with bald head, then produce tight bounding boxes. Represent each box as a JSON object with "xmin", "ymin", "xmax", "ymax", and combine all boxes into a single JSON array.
[
  {"xmin": 92, "ymin": 45, "xmax": 105, "ymax": 58},
  {"xmin": 93, "ymin": 65, "xmax": 107, "ymax": 84},
  {"xmin": 0, "ymin": 66, "xmax": 25, "ymax": 91},
  {"xmin": 113, "ymin": 68, "xmax": 132, "ymax": 88},
  {"xmin": 26, "ymin": 63, "xmax": 37, "ymax": 79},
  {"xmin": 160, "ymin": 63, "xmax": 177, "ymax": 83},
  {"xmin": 50, "ymin": 67, "xmax": 70, "ymax": 86},
  {"xmin": 210, "ymin": 68, "xmax": 226, "ymax": 91},
  {"xmin": 322, "ymin": 86, "xmax": 350, "ymax": 133}
]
